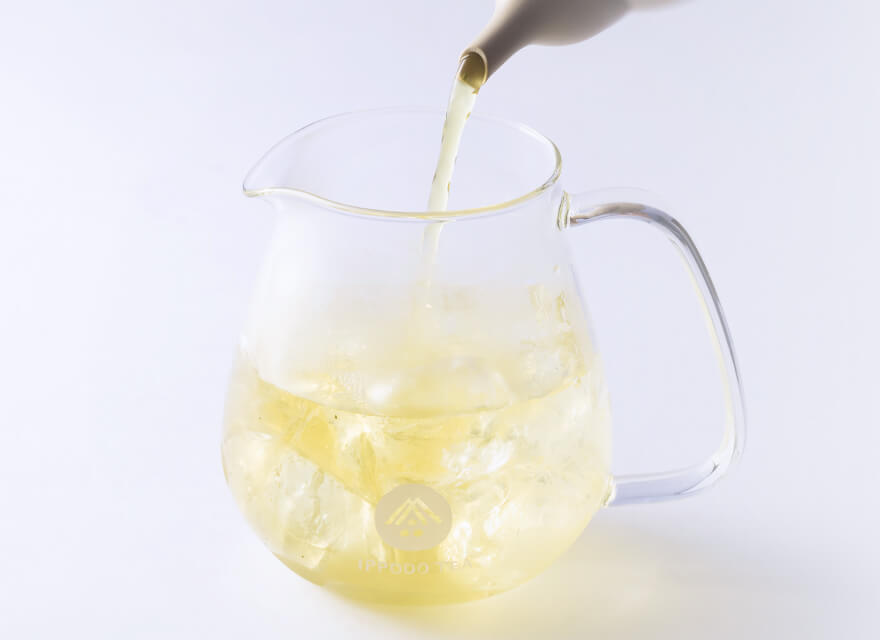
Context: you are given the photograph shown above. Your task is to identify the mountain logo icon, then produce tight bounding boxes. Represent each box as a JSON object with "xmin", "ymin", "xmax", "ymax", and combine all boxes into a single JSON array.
[
  {"xmin": 375, "ymin": 485, "xmax": 453, "ymax": 551},
  {"xmin": 385, "ymin": 498, "xmax": 443, "ymax": 538}
]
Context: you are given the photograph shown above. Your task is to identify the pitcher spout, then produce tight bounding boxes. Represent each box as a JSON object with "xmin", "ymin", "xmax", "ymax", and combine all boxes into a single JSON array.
[{"xmin": 242, "ymin": 130, "xmax": 305, "ymax": 199}]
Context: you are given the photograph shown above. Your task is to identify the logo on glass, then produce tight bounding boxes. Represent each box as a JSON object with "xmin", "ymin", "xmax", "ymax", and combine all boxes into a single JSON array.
[{"xmin": 375, "ymin": 484, "xmax": 452, "ymax": 551}]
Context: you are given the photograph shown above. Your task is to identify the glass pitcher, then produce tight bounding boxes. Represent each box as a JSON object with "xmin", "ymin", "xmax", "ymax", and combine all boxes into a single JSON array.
[{"xmin": 221, "ymin": 108, "xmax": 745, "ymax": 605}]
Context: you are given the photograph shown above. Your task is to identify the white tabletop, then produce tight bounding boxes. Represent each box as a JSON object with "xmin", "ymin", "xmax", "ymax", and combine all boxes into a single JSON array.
[{"xmin": 1, "ymin": 1, "xmax": 877, "ymax": 638}]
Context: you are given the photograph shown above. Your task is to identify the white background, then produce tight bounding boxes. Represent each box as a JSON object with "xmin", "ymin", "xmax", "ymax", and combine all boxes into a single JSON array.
[{"xmin": 1, "ymin": 1, "xmax": 878, "ymax": 638}]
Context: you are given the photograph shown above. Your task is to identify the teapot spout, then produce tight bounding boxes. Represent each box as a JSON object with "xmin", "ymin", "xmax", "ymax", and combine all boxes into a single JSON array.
[{"xmin": 463, "ymin": 0, "xmax": 628, "ymax": 80}]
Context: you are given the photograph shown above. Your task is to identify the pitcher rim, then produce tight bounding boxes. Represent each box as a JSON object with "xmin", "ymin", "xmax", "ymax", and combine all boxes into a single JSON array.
[{"xmin": 243, "ymin": 106, "xmax": 563, "ymax": 220}]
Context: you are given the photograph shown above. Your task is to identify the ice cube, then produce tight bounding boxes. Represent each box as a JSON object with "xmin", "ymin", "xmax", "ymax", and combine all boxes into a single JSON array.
[{"xmin": 385, "ymin": 356, "xmax": 513, "ymax": 416}]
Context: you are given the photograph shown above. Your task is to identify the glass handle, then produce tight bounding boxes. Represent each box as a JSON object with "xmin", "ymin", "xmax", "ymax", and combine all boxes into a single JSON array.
[{"xmin": 566, "ymin": 190, "xmax": 746, "ymax": 505}]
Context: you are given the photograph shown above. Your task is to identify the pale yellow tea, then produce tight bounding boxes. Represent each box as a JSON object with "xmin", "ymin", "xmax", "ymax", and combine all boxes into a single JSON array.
[{"xmin": 222, "ymin": 286, "xmax": 612, "ymax": 604}]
